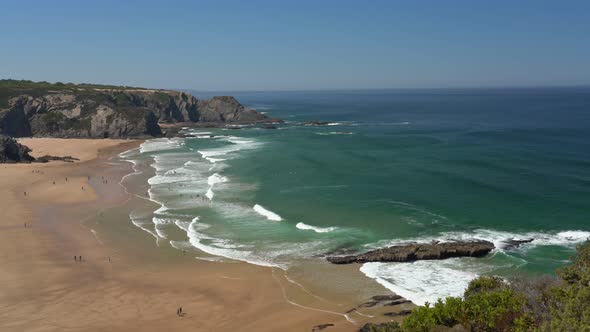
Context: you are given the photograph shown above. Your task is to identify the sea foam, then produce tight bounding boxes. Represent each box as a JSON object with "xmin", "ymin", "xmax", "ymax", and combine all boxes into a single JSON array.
[
  {"xmin": 369, "ymin": 229, "xmax": 590, "ymax": 252},
  {"xmin": 205, "ymin": 173, "xmax": 228, "ymax": 200},
  {"xmin": 360, "ymin": 260, "xmax": 478, "ymax": 306},
  {"xmin": 186, "ymin": 218, "xmax": 282, "ymax": 268},
  {"xmin": 253, "ymin": 204, "xmax": 283, "ymax": 221},
  {"xmin": 139, "ymin": 138, "xmax": 183, "ymax": 154},
  {"xmin": 358, "ymin": 228, "xmax": 590, "ymax": 305},
  {"xmin": 296, "ymin": 222, "xmax": 337, "ymax": 233}
]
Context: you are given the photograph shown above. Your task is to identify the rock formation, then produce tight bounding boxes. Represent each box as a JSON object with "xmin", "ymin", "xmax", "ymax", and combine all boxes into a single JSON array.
[
  {"xmin": 34, "ymin": 155, "xmax": 79, "ymax": 163},
  {"xmin": 0, "ymin": 80, "xmax": 276, "ymax": 138},
  {"xmin": 500, "ymin": 238, "xmax": 534, "ymax": 250},
  {"xmin": 0, "ymin": 135, "xmax": 35, "ymax": 163},
  {"xmin": 0, "ymin": 135, "xmax": 81, "ymax": 163},
  {"xmin": 327, "ymin": 240, "xmax": 495, "ymax": 264}
]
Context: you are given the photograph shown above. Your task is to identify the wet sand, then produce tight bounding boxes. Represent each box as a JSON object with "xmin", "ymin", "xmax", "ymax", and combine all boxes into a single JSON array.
[{"xmin": 0, "ymin": 138, "xmax": 405, "ymax": 332}]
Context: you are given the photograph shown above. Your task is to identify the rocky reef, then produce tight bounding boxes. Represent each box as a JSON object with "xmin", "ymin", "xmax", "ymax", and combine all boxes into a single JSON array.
[
  {"xmin": 327, "ymin": 240, "xmax": 495, "ymax": 264},
  {"xmin": 0, "ymin": 80, "xmax": 275, "ymax": 138}
]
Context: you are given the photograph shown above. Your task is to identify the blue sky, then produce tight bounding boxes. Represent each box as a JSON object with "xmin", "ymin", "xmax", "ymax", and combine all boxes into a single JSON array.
[{"xmin": 1, "ymin": 0, "xmax": 589, "ymax": 90}]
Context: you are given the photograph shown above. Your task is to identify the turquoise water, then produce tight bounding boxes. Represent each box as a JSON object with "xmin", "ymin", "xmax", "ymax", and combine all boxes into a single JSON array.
[{"xmin": 121, "ymin": 88, "xmax": 590, "ymax": 304}]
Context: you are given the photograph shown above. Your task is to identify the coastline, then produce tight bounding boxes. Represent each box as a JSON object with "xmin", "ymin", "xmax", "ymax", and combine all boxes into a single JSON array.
[{"xmin": 0, "ymin": 138, "xmax": 403, "ymax": 331}]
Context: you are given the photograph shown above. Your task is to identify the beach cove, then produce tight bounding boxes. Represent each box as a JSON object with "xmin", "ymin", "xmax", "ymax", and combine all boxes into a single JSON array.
[{"xmin": 0, "ymin": 138, "xmax": 401, "ymax": 332}]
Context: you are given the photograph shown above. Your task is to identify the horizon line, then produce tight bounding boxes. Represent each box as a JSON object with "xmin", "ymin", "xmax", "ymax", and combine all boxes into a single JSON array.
[
  {"xmin": 3, "ymin": 77, "xmax": 589, "ymax": 93},
  {"xmin": 179, "ymin": 84, "xmax": 590, "ymax": 94}
]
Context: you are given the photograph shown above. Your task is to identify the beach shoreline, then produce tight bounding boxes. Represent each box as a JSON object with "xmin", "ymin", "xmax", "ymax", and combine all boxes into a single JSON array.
[{"xmin": 0, "ymin": 138, "xmax": 402, "ymax": 332}]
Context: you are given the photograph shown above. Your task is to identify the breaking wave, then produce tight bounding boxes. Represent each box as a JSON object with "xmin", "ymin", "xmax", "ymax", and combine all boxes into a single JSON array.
[
  {"xmin": 368, "ymin": 229, "xmax": 590, "ymax": 252},
  {"xmin": 253, "ymin": 204, "xmax": 283, "ymax": 221},
  {"xmin": 360, "ymin": 260, "xmax": 478, "ymax": 306},
  {"xmin": 296, "ymin": 222, "xmax": 338, "ymax": 233}
]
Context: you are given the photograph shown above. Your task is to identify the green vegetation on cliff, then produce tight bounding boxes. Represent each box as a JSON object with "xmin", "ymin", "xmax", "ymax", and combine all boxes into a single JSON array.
[
  {"xmin": 362, "ymin": 242, "xmax": 590, "ymax": 332},
  {"xmin": 0, "ymin": 79, "xmax": 271, "ymax": 138},
  {"xmin": 0, "ymin": 79, "xmax": 146, "ymax": 108}
]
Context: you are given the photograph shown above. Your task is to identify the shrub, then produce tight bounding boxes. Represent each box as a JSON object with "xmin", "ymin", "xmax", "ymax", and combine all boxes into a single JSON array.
[
  {"xmin": 462, "ymin": 287, "xmax": 529, "ymax": 331},
  {"xmin": 360, "ymin": 322, "xmax": 403, "ymax": 332},
  {"xmin": 510, "ymin": 275, "xmax": 559, "ymax": 326},
  {"xmin": 464, "ymin": 276, "xmax": 505, "ymax": 297},
  {"xmin": 402, "ymin": 278, "xmax": 530, "ymax": 332},
  {"xmin": 368, "ymin": 243, "xmax": 590, "ymax": 332},
  {"xmin": 403, "ymin": 303, "xmax": 438, "ymax": 332},
  {"xmin": 547, "ymin": 243, "xmax": 590, "ymax": 331}
]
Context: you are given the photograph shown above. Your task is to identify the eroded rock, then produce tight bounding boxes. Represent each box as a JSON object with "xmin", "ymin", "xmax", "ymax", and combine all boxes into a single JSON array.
[
  {"xmin": 327, "ymin": 240, "xmax": 495, "ymax": 264},
  {"xmin": 0, "ymin": 135, "xmax": 34, "ymax": 163}
]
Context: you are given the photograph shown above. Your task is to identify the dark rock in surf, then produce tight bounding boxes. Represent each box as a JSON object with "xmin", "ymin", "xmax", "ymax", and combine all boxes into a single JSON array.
[
  {"xmin": 327, "ymin": 240, "xmax": 495, "ymax": 264},
  {"xmin": 500, "ymin": 238, "xmax": 534, "ymax": 250},
  {"xmin": 303, "ymin": 121, "xmax": 330, "ymax": 126}
]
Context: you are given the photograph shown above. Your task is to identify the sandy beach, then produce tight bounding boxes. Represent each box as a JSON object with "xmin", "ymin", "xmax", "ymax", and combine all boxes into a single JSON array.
[{"xmin": 0, "ymin": 138, "xmax": 400, "ymax": 332}]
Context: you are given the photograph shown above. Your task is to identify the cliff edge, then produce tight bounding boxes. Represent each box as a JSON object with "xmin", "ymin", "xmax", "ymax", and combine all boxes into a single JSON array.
[{"xmin": 0, "ymin": 80, "xmax": 275, "ymax": 138}]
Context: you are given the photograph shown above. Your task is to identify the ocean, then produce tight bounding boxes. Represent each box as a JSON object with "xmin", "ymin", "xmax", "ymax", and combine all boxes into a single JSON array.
[{"xmin": 119, "ymin": 88, "xmax": 590, "ymax": 305}]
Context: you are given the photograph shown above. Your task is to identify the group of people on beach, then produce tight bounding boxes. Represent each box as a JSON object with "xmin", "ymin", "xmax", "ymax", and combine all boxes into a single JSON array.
[
  {"xmin": 73, "ymin": 256, "xmax": 112, "ymax": 263},
  {"xmin": 176, "ymin": 307, "xmax": 184, "ymax": 317}
]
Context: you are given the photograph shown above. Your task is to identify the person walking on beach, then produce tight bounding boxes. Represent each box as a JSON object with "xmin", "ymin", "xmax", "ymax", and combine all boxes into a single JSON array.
[{"xmin": 74, "ymin": 256, "xmax": 77, "ymax": 261}]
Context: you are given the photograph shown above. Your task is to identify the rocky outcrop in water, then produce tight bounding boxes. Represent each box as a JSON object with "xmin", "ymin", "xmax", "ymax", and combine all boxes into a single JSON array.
[
  {"xmin": 0, "ymin": 135, "xmax": 35, "ymax": 163},
  {"xmin": 327, "ymin": 240, "xmax": 495, "ymax": 264},
  {"xmin": 500, "ymin": 238, "xmax": 534, "ymax": 250},
  {"xmin": 0, "ymin": 80, "xmax": 275, "ymax": 138}
]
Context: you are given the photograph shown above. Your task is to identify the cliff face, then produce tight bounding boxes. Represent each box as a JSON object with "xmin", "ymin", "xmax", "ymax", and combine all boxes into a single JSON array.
[
  {"xmin": 0, "ymin": 81, "xmax": 272, "ymax": 138},
  {"xmin": 197, "ymin": 96, "xmax": 267, "ymax": 122}
]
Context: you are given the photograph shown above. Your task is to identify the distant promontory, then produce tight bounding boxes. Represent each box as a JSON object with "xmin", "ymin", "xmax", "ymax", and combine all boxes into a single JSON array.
[{"xmin": 0, "ymin": 80, "xmax": 279, "ymax": 138}]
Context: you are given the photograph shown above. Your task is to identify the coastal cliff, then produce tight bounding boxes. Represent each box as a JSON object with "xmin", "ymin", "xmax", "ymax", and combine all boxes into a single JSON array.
[{"xmin": 0, "ymin": 80, "xmax": 273, "ymax": 138}]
